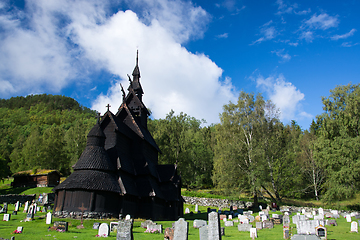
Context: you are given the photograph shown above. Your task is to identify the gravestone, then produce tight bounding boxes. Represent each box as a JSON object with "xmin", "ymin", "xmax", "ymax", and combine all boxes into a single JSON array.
[
  {"xmin": 256, "ymin": 222, "xmax": 263, "ymax": 230},
  {"xmin": 283, "ymin": 215, "xmax": 290, "ymax": 225},
  {"xmin": 224, "ymin": 221, "xmax": 233, "ymax": 227},
  {"xmin": 93, "ymin": 222, "xmax": 101, "ymax": 229},
  {"xmin": 228, "ymin": 215, "xmax": 232, "ymax": 220},
  {"xmin": 23, "ymin": 201, "xmax": 29, "ymax": 213},
  {"xmin": 291, "ymin": 235, "xmax": 321, "ymax": 240},
  {"xmin": 17, "ymin": 226, "xmax": 23, "ymax": 233},
  {"xmin": 261, "ymin": 214, "xmax": 268, "ymax": 221},
  {"xmin": 14, "ymin": 201, "xmax": 20, "ymax": 211},
  {"xmin": 174, "ymin": 218, "xmax": 188, "ymax": 240},
  {"xmin": 125, "ymin": 214, "xmax": 131, "ymax": 220},
  {"xmin": 185, "ymin": 208, "xmax": 190, "ymax": 214},
  {"xmin": 318, "ymin": 208, "xmax": 324, "ymax": 215},
  {"xmin": 117, "ymin": 220, "xmax": 133, "ymax": 240},
  {"xmin": 141, "ymin": 220, "xmax": 155, "ymax": 229},
  {"xmin": 3, "ymin": 214, "xmax": 11, "ymax": 221},
  {"xmin": 220, "ymin": 227, "xmax": 225, "ymax": 236},
  {"xmin": 199, "ymin": 226, "xmax": 208, "ymax": 240},
  {"xmin": 283, "ymin": 228, "xmax": 290, "ymax": 239},
  {"xmin": 263, "ymin": 220, "xmax": 274, "ymax": 229},
  {"xmin": 238, "ymin": 223, "xmax": 252, "ymax": 232},
  {"xmin": 147, "ymin": 224, "xmax": 162, "ymax": 233},
  {"xmin": 98, "ymin": 223, "xmax": 110, "ymax": 237},
  {"xmin": 250, "ymin": 228, "xmax": 257, "ymax": 238},
  {"xmin": 110, "ymin": 222, "xmax": 119, "ymax": 232},
  {"xmin": 46, "ymin": 212, "xmax": 52, "ymax": 224},
  {"xmin": 248, "ymin": 215, "xmax": 255, "ymax": 222},
  {"xmin": 208, "ymin": 212, "xmax": 221, "ymax": 240},
  {"xmin": 195, "ymin": 204, "xmax": 199, "ymax": 213},
  {"xmin": 296, "ymin": 220, "xmax": 320, "ymax": 235},
  {"xmin": 0, "ymin": 202, "xmax": 7, "ymax": 213},
  {"xmin": 164, "ymin": 227, "xmax": 174, "ymax": 240},
  {"xmin": 25, "ymin": 205, "xmax": 34, "ymax": 221},
  {"xmin": 328, "ymin": 220, "xmax": 337, "ymax": 226},
  {"xmin": 346, "ymin": 214, "xmax": 352, "ymax": 222},
  {"xmin": 351, "ymin": 221, "xmax": 358, "ymax": 233},
  {"xmin": 315, "ymin": 225, "xmax": 327, "ymax": 239},
  {"xmin": 272, "ymin": 217, "xmax": 283, "ymax": 225},
  {"xmin": 54, "ymin": 221, "xmax": 68, "ymax": 232},
  {"xmin": 193, "ymin": 219, "xmax": 207, "ymax": 229}
]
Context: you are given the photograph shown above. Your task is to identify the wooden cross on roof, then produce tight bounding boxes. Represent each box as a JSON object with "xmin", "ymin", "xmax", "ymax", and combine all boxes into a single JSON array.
[{"xmin": 106, "ymin": 104, "xmax": 111, "ymax": 112}]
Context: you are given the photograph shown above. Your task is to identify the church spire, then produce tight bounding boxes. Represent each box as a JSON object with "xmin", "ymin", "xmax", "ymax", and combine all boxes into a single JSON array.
[{"xmin": 129, "ymin": 50, "xmax": 143, "ymax": 100}]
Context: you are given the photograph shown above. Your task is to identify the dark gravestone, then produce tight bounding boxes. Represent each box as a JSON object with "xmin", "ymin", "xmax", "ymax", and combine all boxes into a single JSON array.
[
  {"xmin": 93, "ymin": 222, "xmax": 100, "ymax": 229},
  {"xmin": 54, "ymin": 221, "xmax": 68, "ymax": 232},
  {"xmin": 220, "ymin": 227, "xmax": 225, "ymax": 236},
  {"xmin": 272, "ymin": 217, "xmax": 283, "ymax": 225},
  {"xmin": 174, "ymin": 218, "xmax": 188, "ymax": 240},
  {"xmin": 164, "ymin": 227, "xmax": 174, "ymax": 240},
  {"xmin": 117, "ymin": 220, "xmax": 133, "ymax": 240}
]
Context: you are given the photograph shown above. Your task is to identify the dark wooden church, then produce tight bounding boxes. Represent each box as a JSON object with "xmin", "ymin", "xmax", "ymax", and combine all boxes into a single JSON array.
[{"xmin": 53, "ymin": 53, "xmax": 183, "ymax": 220}]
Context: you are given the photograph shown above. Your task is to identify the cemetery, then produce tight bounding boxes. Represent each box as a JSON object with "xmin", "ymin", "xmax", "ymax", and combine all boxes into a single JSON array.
[{"xmin": 1, "ymin": 198, "xmax": 360, "ymax": 239}]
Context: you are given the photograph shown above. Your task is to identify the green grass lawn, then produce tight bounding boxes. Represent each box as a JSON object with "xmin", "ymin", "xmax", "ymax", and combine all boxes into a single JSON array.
[{"xmin": 0, "ymin": 203, "xmax": 359, "ymax": 240}]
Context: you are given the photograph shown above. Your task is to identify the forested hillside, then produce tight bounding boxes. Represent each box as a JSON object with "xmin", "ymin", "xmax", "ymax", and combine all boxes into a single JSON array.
[
  {"xmin": 0, "ymin": 94, "xmax": 97, "ymax": 177},
  {"xmin": 1, "ymin": 83, "xmax": 359, "ymax": 204}
]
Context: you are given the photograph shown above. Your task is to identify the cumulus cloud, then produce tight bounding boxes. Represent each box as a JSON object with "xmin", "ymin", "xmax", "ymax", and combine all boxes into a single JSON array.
[
  {"xmin": 0, "ymin": 0, "xmax": 236, "ymax": 125},
  {"xmin": 331, "ymin": 28, "xmax": 356, "ymax": 40},
  {"xmin": 253, "ymin": 72, "xmax": 310, "ymax": 121}
]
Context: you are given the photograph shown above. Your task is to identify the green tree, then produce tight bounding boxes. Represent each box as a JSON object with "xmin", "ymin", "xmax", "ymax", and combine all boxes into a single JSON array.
[
  {"xmin": 213, "ymin": 91, "xmax": 268, "ymax": 206},
  {"xmin": 314, "ymin": 83, "xmax": 360, "ymax": 202}
]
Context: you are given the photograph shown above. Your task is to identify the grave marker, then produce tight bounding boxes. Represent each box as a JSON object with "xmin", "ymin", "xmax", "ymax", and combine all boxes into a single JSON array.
[
  {"xmin": 193, "ymin": 219, "xmax": 207, "ymax": 229},
  {"xmin": 3, "ymin": 214, "xmax": 10, "ymax": 221},
  {"xmin": 98, "ymin": 223, "xmax": 110, "ymax": 237},
  {"xmin": 93, "ymin": 222, "xmax": 100, "ymax": 229},
  {"xmin": 351, "ymin": 221, "xmax": 358, "ymax": 233},
  {"xmin": 110, "ymin": 222, "xmax": 119, "ymax": 232},
  {"xmin": 346, "ymin": 214, "xmax": 352, "ymax": 222},
  {"xmin": 238, "ymin": 223, "xmax": 252, "ymax": 232},
  {"xmin": 250, "ymin": 228, "xmax": 257, "ymax": 238},
  {"xmin": 296, "ymin": 220, "xmax": 319, "ymax": 235},
  {"xmin": 315, "ymin": 225, "xmax": 327, "ymax": 239},
  {"xmin": 54, "ymin": 221, "xmax": 68, "ymax": 232},
  {"xmin": 117, "ymin": 220, "xmax": 133, "ymax": 240},
  {"xmin": 208, "ymin": 212, "xmax": 221, "ymax": 240},
  {"xmin": 262, "ymin": 220, "xmax": 274, "ymax": 229},
  {"xmin": 46, "ymin": 212, "xmax": 52, "ymax": 224},
  {"xmin": 174, "ymin": 218, "xmax": 188, "ymax": 240},
  {"xmin": 199, "ymin": 226, "xmax": 208, "ymax": 240},
  {"xmin": 224, "ymin": 221, "xmax": 233, "ymax": 227}
]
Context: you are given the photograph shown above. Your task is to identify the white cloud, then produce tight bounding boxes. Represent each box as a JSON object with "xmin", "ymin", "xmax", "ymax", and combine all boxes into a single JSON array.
[
  {"xmin": 331, "ymin": 28, "xmax": 356, "ymax": 40},
  {"xmin": 305, "ymin": 13, "xmax": 339, "ymax": 30},
  {"xmin": 0, "ymin": 0, "xmax": 236, "ymax": 125},
  {"xmin": 253, "ymin": 73, "xmax": 309, "ymax": 121},
  {"xmin": 275, "ymin": 0, "xmax": 294, "ymax": 15},
  {"xmin": 216, "ymin": 33, "xmax": 228, "ymax": 39},
  {"xmin": 299, "ymin": 30, "xmax": 314, "ymax": 42},
  {"xmin": 252, "ymin": 21, "xmax": 277, "ymax": 44},
  {"xmin": 271, "ymin": 49, "xmax": 291, "ymax": 62}
]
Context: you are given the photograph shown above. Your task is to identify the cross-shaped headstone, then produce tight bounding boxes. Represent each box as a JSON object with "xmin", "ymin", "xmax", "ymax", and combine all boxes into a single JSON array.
[
  {"xmin": 106, "ymin": 104, "xmax": 111, "ymax": 111},
  {"xmin": 78, "ymin": 203, "xmax": 87, "ymax": 226}
]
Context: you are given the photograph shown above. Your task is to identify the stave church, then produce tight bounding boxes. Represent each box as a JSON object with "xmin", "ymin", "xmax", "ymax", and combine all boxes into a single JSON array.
[{"xmin": 53, "ymin": 52, "xmax": 183, "ymax": 220}]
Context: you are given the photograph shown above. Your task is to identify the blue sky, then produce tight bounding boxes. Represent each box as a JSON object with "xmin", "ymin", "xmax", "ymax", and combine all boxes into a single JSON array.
[{"xmin": 0, "ymin": 0, "xmax": 359, "ymax": 130}]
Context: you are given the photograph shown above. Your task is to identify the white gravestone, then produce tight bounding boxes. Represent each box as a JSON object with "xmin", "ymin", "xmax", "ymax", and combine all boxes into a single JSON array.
[
  {"xmin": 46, "ymin": 212, "xmax": 52, "ymax": 224},
  {"xmin": 351, "ymin": 221, "xmax": 358, "ymax": 233},
  {"xmin": 250, "ymin": 228, "xmax": 257, "ymax": 238},
  {"xmin": 3, "ymin": 214, "xmax": 10, "ymax": 221},
  {"xmin": 185, "ymin": 208, "xmax": 190, "ymax": 214},
  {"xmin": 174, "ymin": 218, "xmax": 188, "ymax": 240},
  {"xmin": 23, "ymin": 201, "xmax": 29, "ymax": 213},
  {"xmin": 346, "ymin": 214, "xmax": 352, "ymax": 222},
  {"xmin": 125, "ymin": 214, "xmax": 131, "ymax": 220},
  {"xmin": 195, "ymin": 204, "xmax": 199, "ymax": 213},
  {"xmin": 318, "ymin": 208, "xmax": 324, "ymax": 215},
  {"xmin": 17, "ymin": 226, "xmax": 23, "ymax": 233},
  {"xmin": 208, "ymin": 212, "xmax": 221, "ymax": 240},
  {"xmin": 98, "ymin": 223, "xmax": 110, "ymax": 237},
  {"xmin": 14, "ymin": 201, "xmax": 20, "ymax": 211}
]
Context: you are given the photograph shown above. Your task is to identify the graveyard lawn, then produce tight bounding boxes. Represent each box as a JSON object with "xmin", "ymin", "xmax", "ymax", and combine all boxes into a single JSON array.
[{"xmin": 0, "ymin": 204, "xmax": 359, "ymax": 240}]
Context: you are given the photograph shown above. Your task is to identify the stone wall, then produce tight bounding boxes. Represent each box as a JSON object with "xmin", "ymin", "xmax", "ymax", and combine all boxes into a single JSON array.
[
  {"xmin": 182, "ymin": 196, "xmax": 254, "ymax": 209},
  {"xmin": 0, "ymin": 194, "xmax": 36, "ymax": 204}
]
